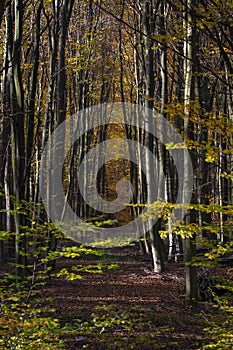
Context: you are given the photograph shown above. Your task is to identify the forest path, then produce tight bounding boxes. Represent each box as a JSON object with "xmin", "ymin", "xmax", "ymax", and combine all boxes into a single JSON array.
[{"xmin": 41, "ymin": 245, "xmax": 210, "ymax": 349}]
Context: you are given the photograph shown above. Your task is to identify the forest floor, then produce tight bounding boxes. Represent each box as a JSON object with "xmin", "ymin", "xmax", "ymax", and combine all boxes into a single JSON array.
[{"xmin": 39, "ymin": 243, "xmax": 216, "ymax": 350}]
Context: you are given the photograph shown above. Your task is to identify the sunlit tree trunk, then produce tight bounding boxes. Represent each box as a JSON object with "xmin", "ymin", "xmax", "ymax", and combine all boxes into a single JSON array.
[
  {"xmin": 142, "ymin": 0, "xmax": 164, "ymax": 273},
  {"xmin": 183, "ymin": 0, "xmax": 198, "ymax": 301},
  {"xmin": 133, "ymin": 15, "xmax": 149, "ymax": 254}
]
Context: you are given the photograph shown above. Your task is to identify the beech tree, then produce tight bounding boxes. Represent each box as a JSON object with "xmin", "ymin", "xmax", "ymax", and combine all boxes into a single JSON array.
[{"xmin": 182, "ymin": 0, "xmax": 198, "ymax": 300}]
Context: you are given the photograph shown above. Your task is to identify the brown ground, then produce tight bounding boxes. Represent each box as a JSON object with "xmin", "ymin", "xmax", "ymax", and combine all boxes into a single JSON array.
[{"xmin": 41, "ymin": 245, "xmax": 212, "ymax": 350}]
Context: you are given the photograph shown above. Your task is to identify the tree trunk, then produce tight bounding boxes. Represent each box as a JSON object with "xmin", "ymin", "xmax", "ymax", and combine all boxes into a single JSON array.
[
  {"xmin": 183, "ymin": 0, "xmax": 198, "ymax": 301},
  {"xmin": 142, "ymin": 0, "xmax": 164, "ymax": 273},
  {"xmin": 10, "ymin": 0, "xmax": 26, "ymax": 280}
]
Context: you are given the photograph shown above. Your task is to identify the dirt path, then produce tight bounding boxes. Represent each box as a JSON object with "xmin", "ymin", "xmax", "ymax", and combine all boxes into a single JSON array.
[{"xmin": 41, "ymin": 246, "xmax": 209, "ymax": 349}]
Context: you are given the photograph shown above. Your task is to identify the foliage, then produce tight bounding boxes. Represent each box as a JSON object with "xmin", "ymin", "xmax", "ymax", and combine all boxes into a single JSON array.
[
  {"xmin": 0, "ymin": 198, "xmax": 118, "ymax": 349},
  {"xmin": 67, "ymin": 303, "xmax": 173, "ymax": 349},
  {"xmin": 0, "ymin": 275, "xmax": 65, "ymax": 349},
  {"xmin": 201, "ymin": 273, "xmax": 233, "ymax": 350}
]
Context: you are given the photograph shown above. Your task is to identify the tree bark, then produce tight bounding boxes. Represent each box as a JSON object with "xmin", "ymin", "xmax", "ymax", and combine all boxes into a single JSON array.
[
  {"xmin": 183, "ymin": 0, "xmax": 198, "ymax": 301},
  {"xmin": 9, "ymin": 0, "xmax": 26, "ymax": 280},
  {"xmin": 142, "ymin": 0, "xmax": 164, "ymax": 273}
]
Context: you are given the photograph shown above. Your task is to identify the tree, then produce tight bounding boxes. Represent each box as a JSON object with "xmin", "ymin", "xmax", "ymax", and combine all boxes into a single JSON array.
[
  {"xmin": 0, "ymin": 0, "xmax": 5, "ymax": 27},
  {"xmin": 140, "ymin": 0, "xmax": 165, "ymax": 273},
  {"xmin": 9, "ymin": 0, "xmax": 26, "ymax": 279}
]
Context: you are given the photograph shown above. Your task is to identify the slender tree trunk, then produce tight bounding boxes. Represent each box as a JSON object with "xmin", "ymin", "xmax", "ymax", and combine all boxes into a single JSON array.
[
  {"xmin": 142, "ymin": 0, "xmax": 164, "ymax": 273},
  {"xmin": 24, "ymin": 0, "xmax": 43, "ymax": 202},
  {"xmin": 0, "ymin": 3, "xmax": 12, "ymax": 261},
  {"xmin": 9, "ymin": 0, "xmax": 26, "ymax": 280},
  {"xmin": 183, "ymin": 0, "xmax": 198, "ymax": 301}
]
